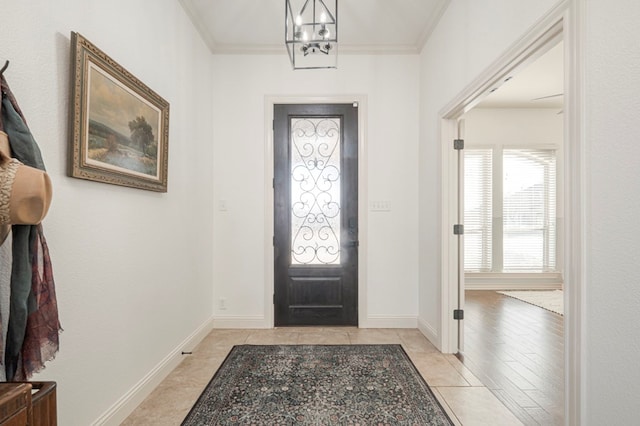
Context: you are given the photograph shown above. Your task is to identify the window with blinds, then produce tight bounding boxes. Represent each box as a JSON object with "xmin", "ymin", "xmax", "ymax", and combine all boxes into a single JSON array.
[
  {"xmin": 463, "ymin": 147, "xmax": 557, "ymax": 273},
  {"xmin": 503, "ymin": 149, "xmax": 556, "ymax": 271},
  {"xmin": 463, "ymin": 149, "xmax": 493, "ymax": 272}
]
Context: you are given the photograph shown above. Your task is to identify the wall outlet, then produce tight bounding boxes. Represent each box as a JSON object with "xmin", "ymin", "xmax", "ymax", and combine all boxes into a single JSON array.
[{"xmin": 218, "ymin": 298, "xmax": 227, "ymax": 310}]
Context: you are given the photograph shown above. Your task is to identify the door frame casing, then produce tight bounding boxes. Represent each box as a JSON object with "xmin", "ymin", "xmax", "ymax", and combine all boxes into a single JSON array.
[
  {"xmin": 438, "ymin": 1, "xmax": 586, "ymax": 424},
  {"xmin": 264, "ymin": 95, "xmax": 369, "ymax": 328}
]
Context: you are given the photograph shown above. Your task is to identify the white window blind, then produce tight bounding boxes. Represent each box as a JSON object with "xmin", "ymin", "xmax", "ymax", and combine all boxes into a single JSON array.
[
  {"xmin": 464, "ymin": 149, "xmax": 493, "ymax": 272},
  {"xmin": 503, "ymin": 149, "xmax": 556, "ymax": 271}
]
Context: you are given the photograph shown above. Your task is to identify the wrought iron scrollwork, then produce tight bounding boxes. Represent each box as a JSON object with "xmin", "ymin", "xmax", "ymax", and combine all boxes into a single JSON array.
[{"xmin": 290, "ymin": 117, "xmax": 341, "ymax": 265}]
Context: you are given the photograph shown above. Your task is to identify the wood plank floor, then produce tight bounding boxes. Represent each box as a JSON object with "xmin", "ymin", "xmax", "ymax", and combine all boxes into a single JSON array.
[{"xmin": 458, "ymin": 290, "xmax": 564, "ymax": 426}]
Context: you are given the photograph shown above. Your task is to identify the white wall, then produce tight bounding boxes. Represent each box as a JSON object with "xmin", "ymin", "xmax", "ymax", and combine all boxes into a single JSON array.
[
  {"xmin": 420, "ymin": 0, "xmax": 640, "ymax": 422},
  {"xmin": 211, "ymin": 54, "xmax": 420, "ymax": 326},
  {"xmin": 0, "ymin": 1, "xmax": 214, "ymax": 424},
  {"xmin": 464, "ymin": 108, "xmax": 563, "ymax": 147},
  {"xmin": 584, "ymin": 0, "xmax": 640, "ymax": 422}
]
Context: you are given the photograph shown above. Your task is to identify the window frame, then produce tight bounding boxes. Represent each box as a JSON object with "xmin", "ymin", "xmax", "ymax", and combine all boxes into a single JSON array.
[{"xmin": 464, "ymin": 145, "xmax": 558, "ymax": 273}]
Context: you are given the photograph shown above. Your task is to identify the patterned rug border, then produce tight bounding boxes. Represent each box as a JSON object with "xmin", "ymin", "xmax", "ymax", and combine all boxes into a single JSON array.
[{"xmin": 182, "ymin": 344, "xmax": 454, "ymax": 425}]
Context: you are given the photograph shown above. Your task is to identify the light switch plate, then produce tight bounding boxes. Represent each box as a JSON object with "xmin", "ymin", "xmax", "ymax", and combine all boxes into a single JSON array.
[{"xmin": 370, "ymin": 200, "xmax": 391, "ymax": 212}]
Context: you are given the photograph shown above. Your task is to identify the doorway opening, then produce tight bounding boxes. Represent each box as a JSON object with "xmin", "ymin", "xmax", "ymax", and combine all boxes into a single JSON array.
[
  {"xmin": 439, "ymin": 5, "xmax": 584, "ymax": 425},
  {"xmin": 460, "ymin": 43, "xmax": 565, "ymax": 422}
]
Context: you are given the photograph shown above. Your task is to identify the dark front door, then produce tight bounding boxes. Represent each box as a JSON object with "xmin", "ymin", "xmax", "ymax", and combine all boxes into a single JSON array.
[{"xmin": 274, "ymin": 103, "xmax": 358, "ymax": 326}]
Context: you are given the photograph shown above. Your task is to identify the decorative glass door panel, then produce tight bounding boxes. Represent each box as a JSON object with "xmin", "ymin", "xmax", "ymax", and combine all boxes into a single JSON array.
[{"xmin": 290, "ymin": 117, "xmax": 341, "ymax": 265}]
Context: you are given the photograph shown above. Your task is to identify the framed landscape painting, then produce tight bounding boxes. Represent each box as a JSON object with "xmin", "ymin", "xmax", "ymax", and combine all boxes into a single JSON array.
[{"xmin": 69, "ymin": 32, "xmax": 169, "ymax": 192}]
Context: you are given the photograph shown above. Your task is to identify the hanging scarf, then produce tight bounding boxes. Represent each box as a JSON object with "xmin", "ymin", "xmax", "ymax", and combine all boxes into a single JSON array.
[{"xmin": 1, "ymin": 74, "xmax": 62, "ymax": 380}]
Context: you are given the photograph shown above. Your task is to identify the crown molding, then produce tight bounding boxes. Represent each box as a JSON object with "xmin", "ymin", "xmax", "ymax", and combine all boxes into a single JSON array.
[
  {"xmin": 417, "ymin": 0, "xmax": 451, "ymax": 52},
  {"xmin": 179, "ymin": 0, "xmax": 218, "ymax": 53},
  {"xmin": 209, "ymin": 43, "xmax": 421, "ymax": 55}
]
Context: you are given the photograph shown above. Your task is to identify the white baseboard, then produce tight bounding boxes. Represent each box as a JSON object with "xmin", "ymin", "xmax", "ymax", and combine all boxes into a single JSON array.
[
  {"xmin": 211, "ymin": 315, "xmax": 426, "ymax": 330},
  {"xmin": 465, "ymin": 272, "xmax": 563, "ymax": 290},
  {"xmin": 91, "ymin": 316, "xmax": 215, "ymax": 426},
  {"xmin": 465, "ymin": 282, "xmax": 563, "ymax": 290},
  {"xmin": 466, "ymin": 283, "xmax": 563, "ymax": 290},
  {"xmin": 212, "ymin": 315, "xmax": 269, "ymax": 329},
  {"xmin": 417, "ymin": 318, "xmax": 440, "ymax": 350},
  {"xmin": 212, "ymin": 315, "xmax": 419, "ymax": 329},
  {"xmin": 360, "ymin": 315, "xmax": 418, "ymax": 329}
]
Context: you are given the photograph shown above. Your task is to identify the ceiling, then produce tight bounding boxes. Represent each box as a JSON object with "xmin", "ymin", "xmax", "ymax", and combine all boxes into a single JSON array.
[
  {"xmin": 477, "ymin": 42, "xmax": 564, "ymax": 109},
  {"xmin": 179, "ymin": 0, "xmax": 563, "ymax": 109},
  {"xmin": 179, "ymin": 0, "xmax": 451, "ymax": 54}
]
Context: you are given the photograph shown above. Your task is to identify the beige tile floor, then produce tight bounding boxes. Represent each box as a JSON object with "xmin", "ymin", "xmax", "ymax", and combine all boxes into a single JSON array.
[{"xmin": 122, "ymin": 328, "xmax": 522, "ymax": 425}]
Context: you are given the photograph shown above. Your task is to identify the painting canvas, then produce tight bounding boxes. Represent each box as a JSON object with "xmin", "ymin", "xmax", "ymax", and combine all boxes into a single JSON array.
[{"xmin": 69, "ymin": 32, "xmax": 169, "ymax": 192}]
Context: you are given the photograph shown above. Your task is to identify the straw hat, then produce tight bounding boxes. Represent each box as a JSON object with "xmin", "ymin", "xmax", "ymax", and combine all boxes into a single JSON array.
[{"xmin": 0, "ymin": 131, "xmax": 52, "ymax": 245}]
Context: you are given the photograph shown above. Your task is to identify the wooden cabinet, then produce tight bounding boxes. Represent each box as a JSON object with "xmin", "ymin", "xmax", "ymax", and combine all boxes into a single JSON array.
[
  {"xmin": 0, "ymin": 383, "xmax": 31, "ymax": 426},
  {"xmin": 0, "ymin": 382, "xmax": 56, "ymax": 426},
  {"xmin": 31, "ymin": 383, "xmax": 57, "ymax": 426}
]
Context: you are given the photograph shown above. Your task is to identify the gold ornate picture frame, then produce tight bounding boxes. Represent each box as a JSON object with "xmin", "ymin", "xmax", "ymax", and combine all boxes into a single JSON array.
[{"xmin": 69, "ymin": 32, "xmax": 169, "ymax": 192}]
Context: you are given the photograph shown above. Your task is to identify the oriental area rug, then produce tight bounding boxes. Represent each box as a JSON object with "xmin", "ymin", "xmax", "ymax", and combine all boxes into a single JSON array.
[{"xmin": 182, "ymin": 344, "xmax": 454, "ymax": 425}]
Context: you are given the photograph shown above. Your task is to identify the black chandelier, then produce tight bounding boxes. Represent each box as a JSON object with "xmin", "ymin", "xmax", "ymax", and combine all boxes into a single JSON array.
[{"xmin": 285, "ymin": 0, "xmax": 338, "ymax": 70}]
